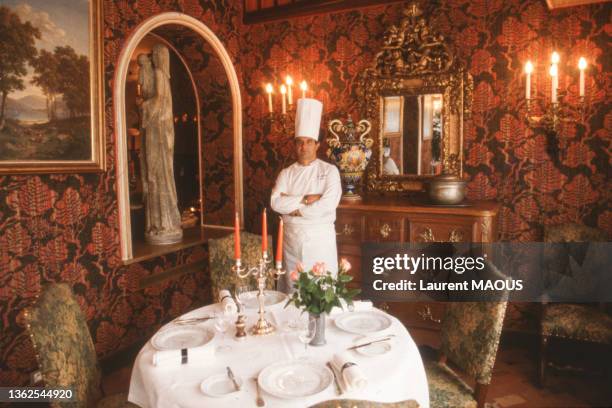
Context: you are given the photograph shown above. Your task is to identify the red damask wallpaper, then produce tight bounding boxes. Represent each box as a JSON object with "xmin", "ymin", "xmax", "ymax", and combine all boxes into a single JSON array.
[{"xmin": 0, "ymin": 0, "xmax": 609, "ymax": 386}]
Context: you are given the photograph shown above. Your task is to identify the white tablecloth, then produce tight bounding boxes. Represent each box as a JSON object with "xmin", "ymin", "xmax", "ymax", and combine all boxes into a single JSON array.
[{"xmin": 128, "ymin": 303, "xmax": 429, "ymax": 408}]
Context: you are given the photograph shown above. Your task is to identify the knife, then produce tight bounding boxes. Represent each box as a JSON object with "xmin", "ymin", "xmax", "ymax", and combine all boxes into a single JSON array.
[
  {"xmin": 173, "ymin": 316, "xmax": 214, "ymax": 325},
  {"xmin": 347, "ymin": 336, "xmax": 393, "ymax": 351},
  {"xmin": 226, "ymin": 366, "xmax": 241, "ymax": 391}
]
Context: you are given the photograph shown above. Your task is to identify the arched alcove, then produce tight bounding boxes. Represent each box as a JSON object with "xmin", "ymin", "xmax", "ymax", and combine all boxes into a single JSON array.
[{"xmin": 114, "ymin": 13, "xmax": 243, "ymax": 261}]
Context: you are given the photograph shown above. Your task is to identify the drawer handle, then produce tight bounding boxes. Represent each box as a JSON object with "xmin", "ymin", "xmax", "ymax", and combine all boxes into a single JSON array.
[
  {"xmin": 338, "ymin": 224, "xmax": 355, "ymax": 236},
  {"xmin": 419, "ymin": 228, "xmax": 464, "ymax": 242},
  {"xmin": 417, "ymin": 305, "xmax": 441, "ymax": 324},
  {"xmin": 379, "ymin": 223, "xmax": 391, "ymax": 238}
]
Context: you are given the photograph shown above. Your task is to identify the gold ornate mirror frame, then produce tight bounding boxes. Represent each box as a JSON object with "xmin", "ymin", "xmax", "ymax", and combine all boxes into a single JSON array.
[{"xmin": 357, "ymin": 3, "xmax": 473, "ymax": 193}]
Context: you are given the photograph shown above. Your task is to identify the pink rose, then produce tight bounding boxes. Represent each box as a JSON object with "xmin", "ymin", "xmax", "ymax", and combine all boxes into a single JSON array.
[
  {"xmin": 290, "ymin": 270, "xmax": 299, "ymax": 281},
  {"xmin": 340, "ymin": 258, "xmax": 351, "ymax": 272},
  {"xmin": 296, "ymin": 262, "xmax": 304, "ymax": 272},
  {"xmin": 312, "ymin": 262, "xmax": 326, "ymax": 276}
]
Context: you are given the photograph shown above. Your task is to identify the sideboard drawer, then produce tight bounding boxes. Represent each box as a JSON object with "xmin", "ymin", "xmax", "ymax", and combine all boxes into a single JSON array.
[
  {"xmin": 409, "ymin": 219, "xmax": 475, "ymax": 243},
  {"xmin": 336, "ymin": 212, "xmax": 362, "ymax": 245}
]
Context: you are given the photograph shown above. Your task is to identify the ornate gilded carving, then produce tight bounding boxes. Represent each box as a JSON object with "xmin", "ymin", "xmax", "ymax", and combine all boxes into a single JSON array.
[
  {"xmin": 342, "ymin": 223, "xmax": 355, "ymax": 236},
  {"xmin": 418, "ymin": 227, "xmax": 464, "ymax": 242},
  {"xmin": 379, "ymin": 223, "xmax": 392, "ymax": 238},
  {"xmin": 374, "ymin": 4, "xmax": 453, "ymax": 77},
  {"xmin": 356, "ymin": 2, "xmax": 473, "ymax": 193}
]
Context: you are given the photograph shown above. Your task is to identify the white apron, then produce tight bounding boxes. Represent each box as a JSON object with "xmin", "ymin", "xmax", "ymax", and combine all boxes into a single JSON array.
[{"xmin": 280, "ymin": 223, "xmax": 338, "ymax": 293}]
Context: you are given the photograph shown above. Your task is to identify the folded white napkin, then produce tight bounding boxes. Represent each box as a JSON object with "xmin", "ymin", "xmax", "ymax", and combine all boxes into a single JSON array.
[
  {"xmin": 152, "ymin": 345, "xmax": 215, "ymax": 367},
  {"xmin": 219, "ymin": 289, "xmax": 238, "ymax": 314},
  {"xmin": 330, "ymin": 299, "xmax": 373, "ymax": 315},
  {"xmin": 331, "ymin": 351, "xmax": 368, "ymax": 391}
]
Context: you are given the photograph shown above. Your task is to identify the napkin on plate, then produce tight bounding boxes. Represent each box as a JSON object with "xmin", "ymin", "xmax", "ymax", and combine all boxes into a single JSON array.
[
  {"xmin": 331, "ymin": 351, "xmax": 368, "ymax": 391},
  {"xmin": 219, "ymin": 289, "xmax": 238, "ymax": 314},
  {"xmin": 330, "ymin": 299, "xmax": 373, "ymax": 315},
  {"xmin": 152, "ymin": 345, "xmax": 215, "ymax": 367}
]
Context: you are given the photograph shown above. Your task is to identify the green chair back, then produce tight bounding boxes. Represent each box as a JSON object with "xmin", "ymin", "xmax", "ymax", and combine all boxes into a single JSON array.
[
  {"xmin": 208, "ymin": 231, "xmax": 274, "ymax": 300},
  {"xmin": 24, "ymin": 283, "xmax": 102, "ymax": 407}
]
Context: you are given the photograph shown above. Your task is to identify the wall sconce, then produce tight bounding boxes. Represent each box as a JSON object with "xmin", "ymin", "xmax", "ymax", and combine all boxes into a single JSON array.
[
  {"xmin": 264, "ymin": 76, "xmax": 308, "ymax": 134},
  {"xmin": 524, "ymin": 52, "xmax": 587, "ymax": 135}
]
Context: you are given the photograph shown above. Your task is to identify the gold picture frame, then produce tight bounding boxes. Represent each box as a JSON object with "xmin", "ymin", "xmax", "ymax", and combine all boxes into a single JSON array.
[{"xmin": 0, "ymin": 0, "xmax": 104, "ymax": 174}]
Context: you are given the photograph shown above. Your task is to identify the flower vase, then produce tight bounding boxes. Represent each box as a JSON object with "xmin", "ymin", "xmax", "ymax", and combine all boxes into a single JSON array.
[{"xmin": 309, "ymin": 313, "xmax": 326, "ymax": 346}]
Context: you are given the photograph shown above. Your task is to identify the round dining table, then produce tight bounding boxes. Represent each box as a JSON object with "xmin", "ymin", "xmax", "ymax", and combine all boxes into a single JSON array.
[{"xmin": 128, "ymin": 301, "xmax": 429, "ymax": 408}]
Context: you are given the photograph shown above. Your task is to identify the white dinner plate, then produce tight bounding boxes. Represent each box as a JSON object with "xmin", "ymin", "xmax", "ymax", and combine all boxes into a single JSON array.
[
  {"xmin": 238, "ymin": 290, "xmax": 288, "ymax": 309},
  {"xmin": 151, "ymin": 326, "xmax": 215, "ymax": 351},
  {"xmin": 200, "ymin": 374, "xmax": 243, "ymax": 397},
  {"xmin": 334, "ymin": 311, "xmax": 392, "ymax": 335},
  {"xmin": 258, "ymin": 360, "xmax": 333, "ymax": 399}
]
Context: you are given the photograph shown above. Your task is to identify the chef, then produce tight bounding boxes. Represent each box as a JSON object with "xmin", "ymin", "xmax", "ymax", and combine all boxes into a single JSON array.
[{"xmin": 270, "ymin": 98, "xmax": 342, "ymax": 293}]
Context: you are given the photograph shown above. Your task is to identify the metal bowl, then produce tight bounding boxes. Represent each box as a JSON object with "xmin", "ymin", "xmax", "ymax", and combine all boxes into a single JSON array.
[{"xmin": 428, "ymin": 175, "xmax": 467, "ymax": 205}]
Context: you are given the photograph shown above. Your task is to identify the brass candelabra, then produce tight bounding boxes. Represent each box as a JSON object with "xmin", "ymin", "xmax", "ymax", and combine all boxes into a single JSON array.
[
  {"xmin": 266, "ymin": 109, "xmax": 295, "ymax": 135},
  {"xmin": 232, "ymin": 253, "xmax": 285, "ymax": 335},
  {"xmin": 525, "ymin": 93, "xmax": 586, "ymax": 136}
]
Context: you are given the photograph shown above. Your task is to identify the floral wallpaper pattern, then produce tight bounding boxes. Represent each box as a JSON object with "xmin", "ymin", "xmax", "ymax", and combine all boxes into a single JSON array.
[{"xmin": 0, "ymin": 0, "xmax": 609, "ymax": 385}]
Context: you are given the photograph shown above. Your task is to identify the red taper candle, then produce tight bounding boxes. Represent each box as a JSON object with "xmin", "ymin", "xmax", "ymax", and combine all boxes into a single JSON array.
[
  {"xmin": 234, "ymin": 212, "xmax": 241, "ymax": 260},
  {"xmin": 262, "ymin": 208, "xmax": 268, "ymax": 254},
  {"xmin": 275, "ymin": 217, "xmax": 283, "ymax": 264}
]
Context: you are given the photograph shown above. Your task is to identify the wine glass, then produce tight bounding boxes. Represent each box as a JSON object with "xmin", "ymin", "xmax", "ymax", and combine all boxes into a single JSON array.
[
  {"xmin": 296, "ymin": 316, "xmax": 316, "ymax": 359},
  {"xmin": 214, "ymin": 312, "xmax": 232, "ymax": 352},
  {"xmin": 234, "ymin": 284, "xmax": 251, "ymax": 312}
]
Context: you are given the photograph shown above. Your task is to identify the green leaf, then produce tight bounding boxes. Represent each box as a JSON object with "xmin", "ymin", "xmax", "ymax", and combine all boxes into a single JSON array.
[{"xmin": 324, "ymin": 287, "xmax": 334, "ymax": 303}]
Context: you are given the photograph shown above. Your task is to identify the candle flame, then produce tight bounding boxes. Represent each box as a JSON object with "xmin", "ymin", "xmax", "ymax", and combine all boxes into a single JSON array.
[
  {"xmin": 286, "ymin": 75, "xmax": 293, "ymax": 85},
  {"xmin": 524, "ymin": 61, "xmax": 533, "ymax": 74},
  {"xmin": 549, "ymin": 64, "xmax": 558, "ymax": 77},
  {"xmin": 265, "ymin": 83, "xmax": 273, "ymax": 93},
  {"xmin": 300, "ymin": 80, "xmax": 308, "ymax": 91},
  {"xmin": 551, "ymin": 52, "xmax": 560, "ymax": 64},
  {"xmin": 280, "ymin": 84, "xmax": 287, "ymax": 94},
  {"xmin": 578, "ymin": 57, "xmax": 587, "ymax": 70}
]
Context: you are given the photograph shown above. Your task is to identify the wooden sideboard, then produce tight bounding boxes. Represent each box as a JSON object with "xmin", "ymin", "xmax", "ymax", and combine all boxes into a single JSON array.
[{"xmin": 336, "ymin": 196, "xmax": 500, "ymax": 330}]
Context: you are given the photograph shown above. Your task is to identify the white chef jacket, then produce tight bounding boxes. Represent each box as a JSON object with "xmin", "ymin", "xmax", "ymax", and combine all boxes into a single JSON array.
[{"xmin": 270, "ymin": 159, "xmax": 342, "ymax": 292}]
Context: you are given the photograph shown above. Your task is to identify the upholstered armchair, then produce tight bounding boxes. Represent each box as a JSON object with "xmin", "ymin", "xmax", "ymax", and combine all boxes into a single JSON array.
[
  {"xmin": 208, "ymin": 231, "xmax": 274, "ymax": 300},
  {"xmin": 23, "ymin": 283, "xmax": 136, "ymax": 408},
  {"xmin": 309, "ymin": 399, "xmax": 419, "ymax": 408},
  {"xmin": 424, "ymin": 262, "xmax": 508, "ymax": 408},
  {"xmin": 540, "ymin": 223, "xmax": 611, "ymax": 386}
]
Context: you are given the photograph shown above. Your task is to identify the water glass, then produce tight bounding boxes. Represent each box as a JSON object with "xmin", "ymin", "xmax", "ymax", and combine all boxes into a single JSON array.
[
  {"xmin": 214, "ymin": 313, "xmax": 232, "ymax": 352},
  {"xmin": 296, "ymin": 316, "xmax": 316, "ymax": 359}
]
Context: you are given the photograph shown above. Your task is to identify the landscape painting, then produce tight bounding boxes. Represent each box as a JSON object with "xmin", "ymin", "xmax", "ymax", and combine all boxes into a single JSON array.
[{"xmin": 0, "ymin": 0, "xmax": 103, "ymax": 173}]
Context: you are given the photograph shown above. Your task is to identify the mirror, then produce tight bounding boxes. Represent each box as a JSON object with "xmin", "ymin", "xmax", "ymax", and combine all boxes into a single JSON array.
[
  {"xmin": 357, "ymin": 3, "xmax": 473, "ymax": 192},
  {"xmin": 382, "ymin": 93, "xmax": 443, "ymax": 175}
]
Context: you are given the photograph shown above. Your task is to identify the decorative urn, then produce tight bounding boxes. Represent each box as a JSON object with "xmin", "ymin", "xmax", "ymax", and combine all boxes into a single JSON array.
[{"xmin": 326, "ymin": 115, "xmax": 373, "ymax": 201}]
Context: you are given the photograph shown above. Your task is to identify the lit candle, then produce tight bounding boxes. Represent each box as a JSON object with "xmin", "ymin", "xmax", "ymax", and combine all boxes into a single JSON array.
[
  {"xmin": 285, "ymin": 75, "xmax": 293, "ymax": 105},
  {"xmin": 262, "ymin": 208, "xmax": 267, "ymax": 256},
  {"xmin": 280, "ymin": 85, "xmax": 287, "ymax": 114},
  {"xmin": 524, "ymin": 61, "xmax": 533, "ymax": 100},
  {"xmin": 265, "ymin": 83, "xmax": 273, "ymax": 113},
  {"xmin": 549, "ymin": 63, "xmax": 558, "ymax": 104},
  {"xmin": 578, "ymin": 57, "xmax": 586, "ymax": 98},
  {"xmin": 275, "ymin": 217, "xmax": 283, "ymax": 268},
  {"xmin": 300, "ymin": 80, "xmax": 307, "ymax": 98},
  {"xmin": 234, "ymin": 212, "xmax": 241, "ymax": 261}
]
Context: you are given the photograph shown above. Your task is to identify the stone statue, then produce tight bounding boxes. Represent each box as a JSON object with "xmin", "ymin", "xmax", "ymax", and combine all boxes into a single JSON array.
[{"xmin": 138, "ymin": 44, "xmax": 183, "ymax": 245}]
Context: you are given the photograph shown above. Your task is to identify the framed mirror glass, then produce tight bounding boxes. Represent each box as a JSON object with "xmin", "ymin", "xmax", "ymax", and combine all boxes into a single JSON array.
[{"xmin": 357, "ymin": 3, "xmax": 473, "ymax": 193}]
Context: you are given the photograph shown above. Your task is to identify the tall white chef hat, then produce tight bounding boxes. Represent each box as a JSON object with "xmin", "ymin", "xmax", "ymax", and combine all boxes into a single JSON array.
[{"xmin": 295, "ymin": 98, "xmax": 323, "ymax": 140}]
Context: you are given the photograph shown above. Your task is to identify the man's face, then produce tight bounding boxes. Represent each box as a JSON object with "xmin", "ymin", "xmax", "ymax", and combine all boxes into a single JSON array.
[{"xmin": 295, "ymin": 137, "xmax": 319, "ymax": 164}]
